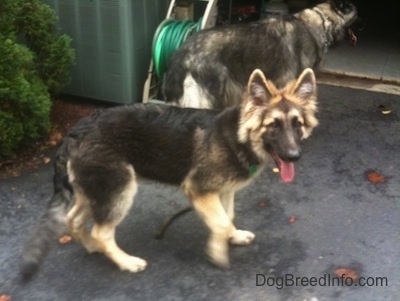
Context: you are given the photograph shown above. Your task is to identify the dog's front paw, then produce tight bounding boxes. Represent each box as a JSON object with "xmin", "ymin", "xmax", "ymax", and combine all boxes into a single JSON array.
[
  {"xmin": 206, "ymin": 240, "xmax": 230, "ymax": 269},
  {"xmin": 118, "ymin": 256, "xmax": 147, "ymax": 273},
  {"xmin": 229, "ymin": 229, "xmax": 255, "ymax": 245}
]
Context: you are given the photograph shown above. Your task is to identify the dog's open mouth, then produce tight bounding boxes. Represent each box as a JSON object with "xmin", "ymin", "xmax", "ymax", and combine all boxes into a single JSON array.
[
  {"xmin": 347, "ymin": 17, "xmax": 366, "ymax": 47},
  {"xmin": 348, "ymin": 28, "xmax": 357, "ymax": 47},
  {"xmin": 270, "ymin": 152, "xmax": 295, "ymax": 183}
]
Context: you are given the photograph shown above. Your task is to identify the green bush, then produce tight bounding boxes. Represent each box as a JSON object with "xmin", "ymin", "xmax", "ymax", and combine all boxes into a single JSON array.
[{"xmin": 0, "ymin": 0, "xmax": 75, "ymax": 159}]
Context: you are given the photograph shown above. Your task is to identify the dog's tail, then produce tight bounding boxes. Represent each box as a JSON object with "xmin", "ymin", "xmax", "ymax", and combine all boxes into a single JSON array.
[
  {"xmin": 20, "ymin": 138, "xmax": 74, "ymax": 281},
  {"xmin": 20, "ymin": 111, "xmax": 102, "ymax": 281}
]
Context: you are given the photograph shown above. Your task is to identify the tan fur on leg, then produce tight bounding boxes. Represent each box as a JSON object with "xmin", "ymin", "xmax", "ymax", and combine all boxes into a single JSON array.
[
  {"xmin": 67, "ymin": 193, "xmax": 101, "ymax": 253},
  {"xmin": 219, "ymin": 191, "xmax": 255, "ymax": 246},
  {"xmin": 191, "ymin": 193, "xmax": 234, "ymax": 268},
  {"xmin": 220, "ymin": 191, "xmax": 235, "ymax": 222},
  {"xmin": 91, "ymin": 223, "xmax": 147, "ymax": 273},
  {"xmin": 87, "ymin": 170, "xmax": 146, "ymax": 273}
]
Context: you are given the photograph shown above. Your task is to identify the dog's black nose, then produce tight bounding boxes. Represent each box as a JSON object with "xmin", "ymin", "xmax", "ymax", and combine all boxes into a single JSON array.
[
  {"xmin": 351, "ymin": 17, "xmax": 366, "ymax": 31},
  {"xmin": 284, "ymin": 149, "xmax": 301, "ymax": 162}
]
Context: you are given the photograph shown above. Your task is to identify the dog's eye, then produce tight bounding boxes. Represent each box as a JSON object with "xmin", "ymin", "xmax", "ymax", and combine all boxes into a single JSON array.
[
  {"xmin": 292, "ymin": 118, "xmax": 303, "ymax": 128},
  {"xmin": 268, "ymin": 119, "xmax": 282, "ymax": 129}
]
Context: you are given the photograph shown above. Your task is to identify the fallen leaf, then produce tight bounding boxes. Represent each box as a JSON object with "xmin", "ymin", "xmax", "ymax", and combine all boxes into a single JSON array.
[
  {"xmin": 366, "ymin": 170, "xmax": 385, "ymax": 184},
  {"xmin": 42, "ymin": 157, "xmax": 51, "ymax": 164},
  {"xmin": 258, "ymin": 201, "xmax": 268, "ymax": 207},
  {"xmin": 289, "ymin": 215, "xmax": 296, "ymax": 223},
  {"xmin": 59, "ymin": 235, "xmax": 72, "ymax": 244},
  {"xmin": 0, "ymin": 294, "xmax": 11, "ymax": 301},
  {"xmin": 333, "ymin": 267, "xmax": 359, "ymax": 281},
  {"xmin": 48, "ymin": 131, "xmax": 63, "ymax": 145},
  {"xmin": 48, "ymin": 140, "xmax": 58, "ymax": 146}
]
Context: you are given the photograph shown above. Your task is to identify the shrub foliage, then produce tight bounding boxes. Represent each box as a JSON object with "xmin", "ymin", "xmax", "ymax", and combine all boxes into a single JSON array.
[{"xmin": 0, "ymin": 0, "xmax": 74, "ymax": 159}]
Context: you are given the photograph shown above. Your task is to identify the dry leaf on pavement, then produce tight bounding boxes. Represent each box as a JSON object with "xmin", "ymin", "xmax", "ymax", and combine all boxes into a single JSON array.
[
  {"xmin": 366, "ymin": 170, "xmax": 385, "ymax": 184},
  {"xmin": 333, "ymin": 267, "xmax": 359, "ymax": 281},
  {"xmin": 59, "ymin": 235, "xmax": 72, "ymax": 244}
]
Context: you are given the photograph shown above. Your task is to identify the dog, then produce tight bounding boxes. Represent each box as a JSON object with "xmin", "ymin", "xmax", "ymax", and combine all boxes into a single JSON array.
[
  {"xmin": 21, "ymin": 68, "xmax": 318, "ymax": 279},
  {"xmin": 163, "ymin": 0, "xmax": 358, "ymax": 109}
]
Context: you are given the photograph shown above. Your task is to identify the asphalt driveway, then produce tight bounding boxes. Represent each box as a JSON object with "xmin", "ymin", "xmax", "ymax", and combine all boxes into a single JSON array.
[{"xmin": 1, "ymin": 84, "xmax": 399, "ymax": 301}]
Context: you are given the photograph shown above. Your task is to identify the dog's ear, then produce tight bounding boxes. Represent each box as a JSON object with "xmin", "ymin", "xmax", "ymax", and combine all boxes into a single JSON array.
[
  {"xmin": 331, "ymin": 0, "xmax": 344, "ymax": 11},
  {"xmin": 247, "ymin": 69, "xmax": 276, "ymax": 106},
  {"xmin": 331, "ymin": 0, "xmax": 354, "ymax": 14},
  {"xmin": 292, "ymin": 68, "xmax": 316, "ymax": 101}
]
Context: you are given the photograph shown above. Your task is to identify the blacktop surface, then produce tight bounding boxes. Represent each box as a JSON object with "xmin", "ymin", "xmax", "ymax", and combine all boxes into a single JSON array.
[{"xmin": 1, "ymin": 84, "xmax": 399, "ymax": 301}]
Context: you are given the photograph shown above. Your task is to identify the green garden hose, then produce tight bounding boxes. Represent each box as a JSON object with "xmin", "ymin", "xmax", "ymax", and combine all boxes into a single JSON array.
[{"xmin": 152, "ymin": 18, "xmax": 202, "ymax": 80}]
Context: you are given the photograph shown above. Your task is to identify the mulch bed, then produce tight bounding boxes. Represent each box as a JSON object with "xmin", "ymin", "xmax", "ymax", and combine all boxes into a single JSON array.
[{"xmin": 0, "ymin": 97, "xmax": 109, "ymax": 180}]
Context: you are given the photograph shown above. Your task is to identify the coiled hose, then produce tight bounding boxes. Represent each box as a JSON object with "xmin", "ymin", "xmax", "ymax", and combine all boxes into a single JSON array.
[{"xmin": 152, "ymin": 18, "xmax": 202, "ymax": 80}]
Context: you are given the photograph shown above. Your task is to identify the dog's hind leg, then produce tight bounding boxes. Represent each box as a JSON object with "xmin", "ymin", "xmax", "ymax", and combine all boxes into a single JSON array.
[
  {"xmin": 90, "ymin": 222, "xmax": 147, "ymax": 273},
  {"xmin": 190, "ymin": 192, "xmax": 234, "ymax": 268},
  {"xmin": 87, "ymin": 167, "xmax": 147, "ymax": 273},
  {"xmin": 220, "ymin": 191, "xmax": 255, "ymax": 246},
  {"xmin": 67, "ymin": 193, "xmax": 101, "ymax": 253}
]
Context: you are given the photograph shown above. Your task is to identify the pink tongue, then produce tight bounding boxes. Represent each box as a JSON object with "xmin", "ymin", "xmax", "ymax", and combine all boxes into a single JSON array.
[{"xmin": 279, "ymin": 159, "xmax": 295, "ymax": 183}]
